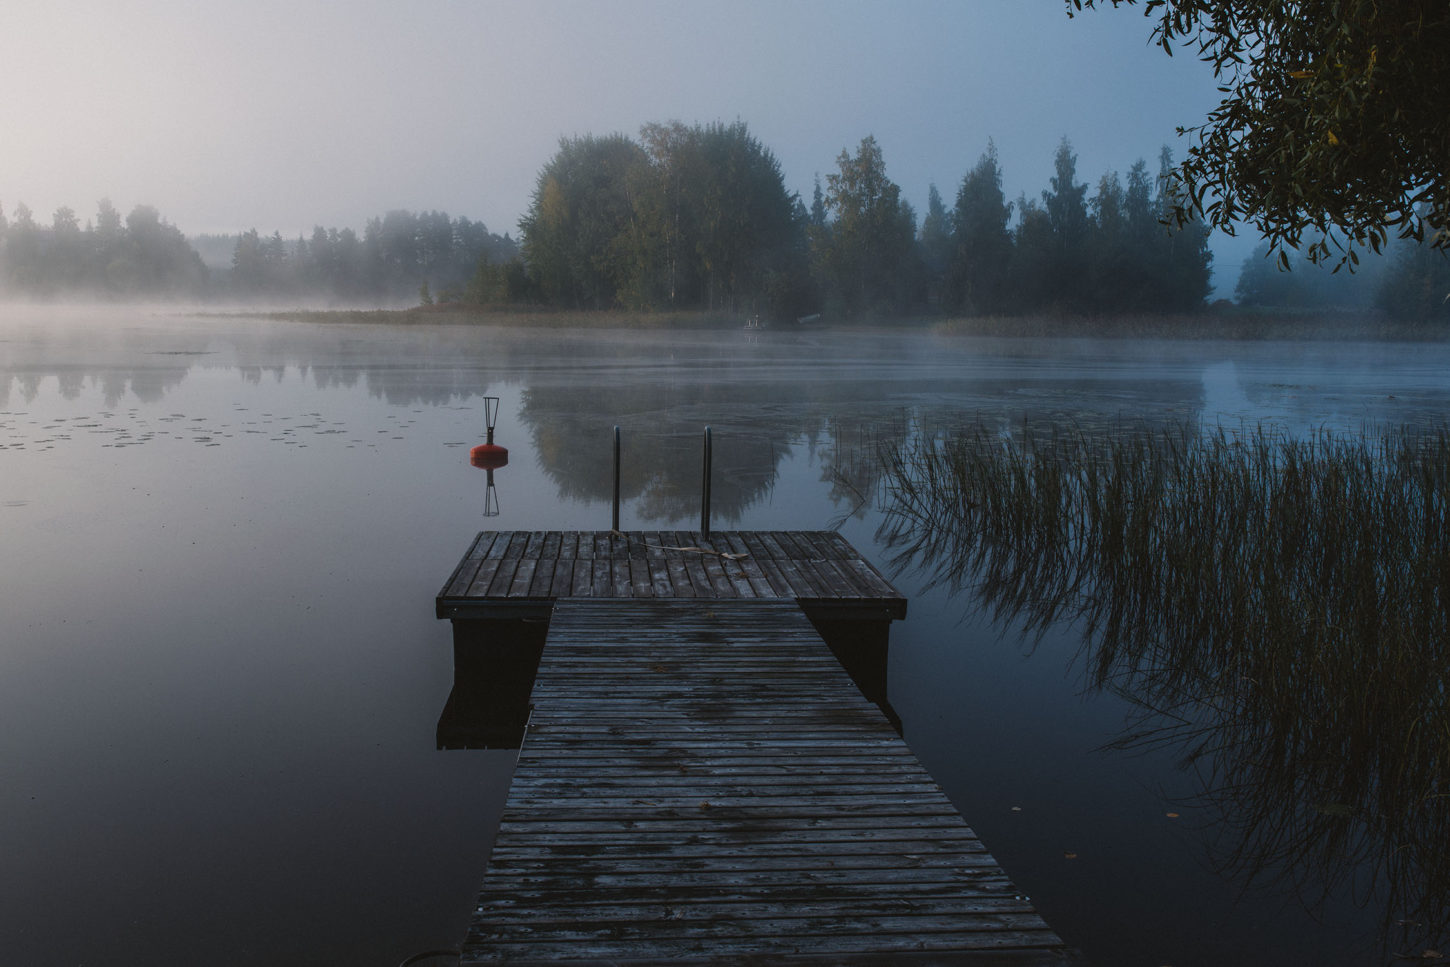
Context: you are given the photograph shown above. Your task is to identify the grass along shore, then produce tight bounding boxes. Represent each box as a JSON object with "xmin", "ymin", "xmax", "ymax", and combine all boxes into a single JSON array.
[
  {"xmin": 214, "ymin": 300, "xmax": 1450, "ymax": 340},
  {"xmin": 878, "ymin": 419, "xmax": 1450, "ymax": 948}
]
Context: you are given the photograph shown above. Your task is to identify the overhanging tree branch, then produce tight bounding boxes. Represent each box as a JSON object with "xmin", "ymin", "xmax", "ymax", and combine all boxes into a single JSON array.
[{"xmin": 1069, "ymin": 0, "xmax": 1450, "ymax": 265}]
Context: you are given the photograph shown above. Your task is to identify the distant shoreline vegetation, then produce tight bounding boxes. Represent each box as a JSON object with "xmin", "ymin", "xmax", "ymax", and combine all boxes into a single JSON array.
[
  {"xmin": 932, "ymin": 306, "xmax": 1450, "ymax": 341},
  {"xmin": 225, "ymin": 302, "xmax": 1450, "ymax": 342},
  {"xmin": 239, "ymin": 305, "xmax": 743, "ymax": 330},
  {"xmin": 1, "ymin": 119, "xmax": 1446, "ymax": 325}
]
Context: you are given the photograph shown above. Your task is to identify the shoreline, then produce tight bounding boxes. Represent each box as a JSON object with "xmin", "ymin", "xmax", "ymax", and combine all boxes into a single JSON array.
[
  {"xmin": 4, "ymin": 299, "xmax": 1443, "ymax": 342},
  {"xmin": 240, "ymin": 303, "xmax": 1450, "ymax": 342}
]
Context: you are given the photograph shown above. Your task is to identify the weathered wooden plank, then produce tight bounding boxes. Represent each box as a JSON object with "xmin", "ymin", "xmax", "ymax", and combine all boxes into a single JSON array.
[
  {"xmin": 508, "ymin": 557, "xmax": 538, "ymax": 598},
  {"xmin": 767, "ymin": 530, "xmax": 815, "ymax": 560},
  {"xmin": 484, "ymin": 547, "xmax": 522, "ymax": 597},
  {"xmin": 590, "ymin": 558, "xmax": 611, "ymax": 597},
  {"xmin": 538, "ymin": 531, "xmax": 562, "ymax": 566},
  {"xmin": 548, "ymin": 559, "xmax": 575, "ymax": 598},
  {"xmin": 467, "ymin": 911, "xmax": 1055, "ymax": 943},
  {"xmin": 461, "ymin": 552, "xmax": 508, "ymax": 600},
  {"xmin": 778, "ymin": 534, "xmax": 858, "ymax": 598},
  {"xmin": 798, "ymin": 532, "xmax": 874, "ymax": 592},
  {"xmin": 529, "ymin": 650, "xmax": 844, "ymax": 663},
  {"xmin": 813, "ymin": 529, "xmax": 857, "ymax": 558},
  {"xmin": 530, "ymin": 661, "xmax": 849, "ymax": 674},
  {"xmin": 492, "ymin": 818, "xmax": 984, "ymax": 837},
  {"xmin": 528, "ymin": 654, "xmax": 843, "ymax": 666},
  {"xmin": 697, "ymin": 551, "xmax": 739, "ymax": 598},
  {"xmin": 678, "ymin": 542, "xmax": 716, "ymax": 600},
  {"xmin": 527, "ymin": 558, "xmax": 556, "ymax": 598},
  {"xmin": 735, "ymin": 534, "xmax": 795, "ymax": 596},
  {"xmin": 515, "ymin": 736, "xmax": 926, "ymax": 753},
  {"xmin": 459, "ymin": 936, "xmax": 1072, "ymax": 965},
  {"xmin": 719, "ymin": 557, "xmax": 759, "ymax": 597},
  {"xmin": 476, "ymin": 861, "xmax": 1010, "ymax": 890},
  {"xmin": 569, "ymin": 558, "xmax": 593, "ymax": 597},
  {"xmin": 660, "ymin": 545, "xmax": 695, "ymax": 598},
  {"xmin": 440, "ymin": 531, "xmax": 497, "ymax": 598},
  {"xmin": 628, "ymin": 556, "xmax": 655, "ymax": 598},
  {"xmin": 475, "ymin": 866, "xmax": 1020, "ymax": 888},
  {"xmin": 612, "ymin": 549, "xmax": 634, "ymax": 597},
  {"xmin": 515, "ymin": 748, "xmax": 924, "ymax": 764},
  {"xmin": 752, "ymin": 531, "xmax": 790, "ymax": 561},
  {"xmin": 461, "ymin": 934, "xmax": 1073, "ymax": 966},
  {"xmin": 728, "ymin": 538, "xmax": 784, "ymax": 597},
  {"xmin": 507, "ymin": 781, "xmax": 954, "ymax": 800},
  {"xmin": 511, "ymin": 756, "xmax": 929, "ymax": 773},
  {"xmin": 467, "ymin": 894, "xmax": 1035, "ymax": 922},
  {"xmin": 840, "ymin": 555, "xmax": 897, "ymax": 596},
  {"xmin": 648, "ymin": 558, "xmax": 677, "ymax": 598},
  {"xmin": 763, "ymin": 531, "xmax": 829, "ymax": 597},
  {"xmin": 528, "ymin": 655, "xmax": 845, "ymax": 667},
  {"xmin": 510, "ymin": 753, "xmax": 934, "ymax": 770},
  {"xmin": 456, "ymin": 531, "xmax": 510, "ymax": 593},
  {"xmin": 636, "ymin": 533, "xmax": 673, "ymax": 598}
]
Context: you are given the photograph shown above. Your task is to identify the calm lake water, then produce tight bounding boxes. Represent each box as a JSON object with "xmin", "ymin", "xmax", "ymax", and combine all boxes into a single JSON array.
[{"xmin": 4, "ymin": 307, "xmax": 1449, "ymax": 966}]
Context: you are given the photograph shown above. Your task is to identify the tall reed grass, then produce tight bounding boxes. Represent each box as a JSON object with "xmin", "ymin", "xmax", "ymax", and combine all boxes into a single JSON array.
[{"xmin": 880, "ymin": 420, "xmax": 1450, "ymax": 949}]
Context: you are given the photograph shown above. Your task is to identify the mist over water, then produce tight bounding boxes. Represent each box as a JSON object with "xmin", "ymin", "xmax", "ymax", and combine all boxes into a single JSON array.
[{"xmin": 4, "ymin": 306, "xmax": 1449, "ymax": 966}]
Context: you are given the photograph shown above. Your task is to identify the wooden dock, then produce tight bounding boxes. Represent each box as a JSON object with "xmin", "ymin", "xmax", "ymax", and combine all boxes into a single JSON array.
[
  {"xmin": 437, "ymin": 533, "xmax": 1079, "ymax": 964},
  {"xmin": 436, "ymin": 530, "xmax": 908, "ymax": 621}
]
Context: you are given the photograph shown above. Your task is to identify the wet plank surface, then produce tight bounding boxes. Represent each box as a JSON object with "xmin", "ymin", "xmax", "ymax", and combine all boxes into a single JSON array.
[
  {"xmin": 436, "ymin": 531, "xmax": 907, "ymax": 620},
  {"xmin": 461, "ymin": 599, "xmax": 1078, "ymax": 965}
]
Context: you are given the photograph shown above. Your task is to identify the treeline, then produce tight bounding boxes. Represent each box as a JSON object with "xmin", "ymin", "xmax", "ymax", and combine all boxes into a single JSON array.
[
  {"xmin": 223, "ymin": 210, "xmax": 517, "ymax": 302},
  {"xmin": 0, "ymin": 200, "xmax": 207, "ymax": 298},
  {"xmin": 0, "ymin": 200, "xmax": 516, "ymax": 303},
  {"xmin": 488, "ymin": 123, "xmax": 1213, "ymax": 321},
  {"xmin": 921, "ymin": 140, "xmax": 1212, "ymax": 316},
  {"xmin": 1235, "ymin": 234, "xmax": 1450, "ymax": 321},
  {"xmin": 0, "ymin": 121, "xmax": 1218, "ymax": 316}
]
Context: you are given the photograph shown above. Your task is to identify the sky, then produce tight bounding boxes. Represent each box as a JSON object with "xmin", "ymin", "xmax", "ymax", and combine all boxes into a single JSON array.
[{"xmin": 0, "ymin": 0, "xmax": 1257, "ymax": 292}]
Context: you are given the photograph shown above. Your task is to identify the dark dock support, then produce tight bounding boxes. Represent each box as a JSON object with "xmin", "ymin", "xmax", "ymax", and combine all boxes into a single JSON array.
[
  {"xmin": 612, "ymin": 426, "xmax": 621, "ymax": 532},
  {"xmin": 700, "ymin": 426, "xmax": 713, "ymax": 539},
  {"xmin": 434, "ymin": 531, "xmax": 1080, "ymax": 963}
]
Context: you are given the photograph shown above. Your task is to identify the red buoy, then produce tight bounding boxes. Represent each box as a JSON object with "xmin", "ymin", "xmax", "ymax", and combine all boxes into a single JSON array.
[
  {"xmin": 469, "ymin": 396, "xmax": 508, "ymax": 468},
  {"xmin": 469, "ymin": 443, "xmax": 508, "ymax": 469}
]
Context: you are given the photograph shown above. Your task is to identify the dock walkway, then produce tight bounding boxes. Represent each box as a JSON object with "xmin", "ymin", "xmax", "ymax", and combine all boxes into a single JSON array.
[{"xmin": 438, "ymin": 532, "xmax": 1078, "ymax": 964}]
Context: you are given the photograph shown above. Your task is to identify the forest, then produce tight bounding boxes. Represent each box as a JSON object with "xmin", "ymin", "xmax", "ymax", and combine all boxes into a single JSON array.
[
  {"xmin": 0, "ymin": 120, "xmax": 1446, "ymax": 322},
  {"xmin": 504, "ymin": 124, "xmax": 1213, "ymax": 321}
]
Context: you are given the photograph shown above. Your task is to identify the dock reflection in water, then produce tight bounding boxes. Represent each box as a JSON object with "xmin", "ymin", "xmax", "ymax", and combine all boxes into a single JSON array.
[{"xmin": 436, "ymin": 617, "xmax": 545, "ymax": 750}]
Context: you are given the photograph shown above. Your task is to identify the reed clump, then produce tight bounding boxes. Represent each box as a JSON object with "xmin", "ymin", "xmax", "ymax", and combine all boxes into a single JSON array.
[{"xmin": 881, "ymin": 420, "xmax": 1450, "ymax": 947}]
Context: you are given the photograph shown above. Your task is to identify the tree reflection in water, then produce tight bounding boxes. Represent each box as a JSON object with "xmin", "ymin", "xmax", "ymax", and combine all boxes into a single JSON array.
[
  {"xmin": 519, "ymin": 382, "xmax": 810, "ymax": 523},
  {"xmin": 878, "ymin": 420, "xmax": 1450, "ymax": 954}
]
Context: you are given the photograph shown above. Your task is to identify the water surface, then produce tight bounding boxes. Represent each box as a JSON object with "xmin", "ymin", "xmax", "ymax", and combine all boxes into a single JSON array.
[{"xmin": 3, "ymin": 307, "xmax": 1448, "ymax": 966}]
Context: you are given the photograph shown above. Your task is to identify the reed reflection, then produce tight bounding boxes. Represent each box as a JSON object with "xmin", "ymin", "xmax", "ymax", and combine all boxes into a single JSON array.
[{"xmin": 878, "ymin": 420, "xmax": 1450, "ymax": 953}]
